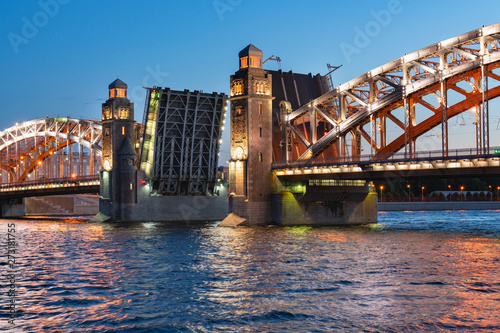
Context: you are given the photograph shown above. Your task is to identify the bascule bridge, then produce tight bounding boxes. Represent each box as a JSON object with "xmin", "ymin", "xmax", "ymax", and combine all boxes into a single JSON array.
[
  {"xmin": 2, "ymin": 24, "xmax": 500, "ymax": 223},
  {"xmin": 224, "ymin": 24, "xmax": 500, "ymax": 225}
]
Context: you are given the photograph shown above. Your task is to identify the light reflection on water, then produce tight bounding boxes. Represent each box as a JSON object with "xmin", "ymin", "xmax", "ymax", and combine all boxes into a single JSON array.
[{"xmin": 0, "ymin": 211, "xmax": 499, "ymax": 332}]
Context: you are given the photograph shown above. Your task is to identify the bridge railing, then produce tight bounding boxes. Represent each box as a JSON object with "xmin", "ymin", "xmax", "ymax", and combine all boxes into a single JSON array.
[
  {"xmin": 272, "ymin": 146, "xmax": 500, "ymax": 169},
  {"xmin": 0, "ymin": 175, "xmax": 99, "ymax": 191}
]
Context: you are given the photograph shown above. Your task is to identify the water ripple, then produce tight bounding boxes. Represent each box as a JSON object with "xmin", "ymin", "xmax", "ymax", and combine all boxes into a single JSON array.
[{"xmin": 0, "ymin": 211, "xmax": 499, "ymax": 331}]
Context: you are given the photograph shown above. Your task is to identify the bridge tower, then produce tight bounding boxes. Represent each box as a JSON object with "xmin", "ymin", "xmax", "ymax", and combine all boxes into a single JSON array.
[
  {"xmin": 99, "ymin": 79, "xmax": 137, "ymax": 220},
  {"xmin": 226, "ymin": 44, "xmax": 274, "ymax": 224}
]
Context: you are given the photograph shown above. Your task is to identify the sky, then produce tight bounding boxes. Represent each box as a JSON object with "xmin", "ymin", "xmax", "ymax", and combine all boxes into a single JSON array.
[{"xmin": 1, "ymin": 0, "xmax": 500, "ymax": 164}]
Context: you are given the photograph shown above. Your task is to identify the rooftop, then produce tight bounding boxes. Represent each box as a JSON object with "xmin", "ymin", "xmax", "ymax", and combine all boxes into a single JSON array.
[{"xmin": 109, "ymin": 78, "xmax": 127, "ymax": 90}]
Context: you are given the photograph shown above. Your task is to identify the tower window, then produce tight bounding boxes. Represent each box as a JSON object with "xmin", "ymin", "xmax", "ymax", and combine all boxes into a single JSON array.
[
  {"xmin": 116, "ymin": 89, "xmax": 126, "ymax": 98},
  {"xmin": 122, "ymin": 126, "xmax": 125, "ymax": 135},
  {"xmin": 259, "ymin": 104, "xmax": 262, "ymax": 114},
  {"xmin": 260, "ymin": 127, "xmax": 262, "ymax": 137},
  {"xmin": 109, "ymin": 89, "xmax": 116, "ymax": 99},
  {"xmin": 119, "ymin": 107, "xmax": 129, "ymax": 119},
  {"xmin": 232, "ymin": 80, "xmax": 244, "ymax": 96},
  {"xmin": 259, "ymin": 152, "xmax": 263, "ymax": 162},
  {"xmin": 250, "ymin": 56, "xmax": 262, "ymax": 68},
  {"xmin": 240, "ymin": 56, "xmax": 248, "ymax": 69},
  {"xmin": 254, "ymin": 81, "xmax": 266, "ymax": 94},
  {"xmin": 103, "ymin": 106, "xmax": 112, "ymax": 120},
  {"xmin": 236, "ymin": 108, "xmax": 242, "ymax": 116}
]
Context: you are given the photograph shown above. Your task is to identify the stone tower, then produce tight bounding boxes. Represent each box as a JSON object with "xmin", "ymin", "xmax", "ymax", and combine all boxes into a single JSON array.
[
  {"xmin": 227, "ymin": 44, "xmax": 273, "ymax": 224},
  {"xmin": 100, "ymin": 79, "xmax": 137, "ymax": 220}
]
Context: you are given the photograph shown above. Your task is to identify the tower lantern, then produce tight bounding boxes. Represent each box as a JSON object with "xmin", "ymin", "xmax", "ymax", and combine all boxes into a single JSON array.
[
  {"xmin": 238, "ymin": 44, "xmax": 263, "ymax": 70},
  {"xmin": 108, "ymin": 78, "xmax": 128, "ymax": 99}
]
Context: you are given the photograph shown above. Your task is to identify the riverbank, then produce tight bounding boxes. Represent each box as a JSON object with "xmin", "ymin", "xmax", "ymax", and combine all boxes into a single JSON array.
[{"xmin": 378, "ymin": 201, "xmax": 500, "ymax": 211}]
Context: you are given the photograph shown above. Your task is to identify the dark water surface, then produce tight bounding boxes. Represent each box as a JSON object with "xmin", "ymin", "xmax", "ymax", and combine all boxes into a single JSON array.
[{"xmin": 1, "ymin": 210, "xmax": 500, "ymax": 332}]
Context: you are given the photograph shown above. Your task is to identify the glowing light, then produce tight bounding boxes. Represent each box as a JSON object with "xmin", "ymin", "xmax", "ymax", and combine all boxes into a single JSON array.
[{"xmin": 71, "ymin": 174, "xmax": 76, "ymax": 178}]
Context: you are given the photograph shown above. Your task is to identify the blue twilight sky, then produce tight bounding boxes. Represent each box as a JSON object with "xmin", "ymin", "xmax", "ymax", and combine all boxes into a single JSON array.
[{"xmin": 1, "ymin": 0, "xmax": 500, "ymax": 164}]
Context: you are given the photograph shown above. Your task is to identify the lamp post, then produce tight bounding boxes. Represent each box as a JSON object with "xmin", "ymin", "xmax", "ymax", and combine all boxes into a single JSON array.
[
  {"xmin": 380, "ymin": 185, "xmax": 384, "ymax": 202},
  {"xmin": 489, "ymin": 185, "xmax": 492, "ymax": 201},
  {"xmin": 460, "ymin": 186, "xmax": 464, "ymax": 202},
  {"xmin": 407, "ymin": 184, "xmax": 411, "ymax": 202},
  {"xmin": 448, "ymin": 184, "xmax": 451, "ymax": 201},
  {"xmin": 497, "ymin": 186, "xmax": 500, "ymax": 202},
  {"xmin": 421, "ymin": 186, "xmax": 425, "ymax": 202}
]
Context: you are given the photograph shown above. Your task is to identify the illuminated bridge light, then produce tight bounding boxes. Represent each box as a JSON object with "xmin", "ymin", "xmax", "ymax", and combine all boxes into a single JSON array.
[{"xmin": 285, "ymin": 170, "xmax": 294, "ymax": 175}]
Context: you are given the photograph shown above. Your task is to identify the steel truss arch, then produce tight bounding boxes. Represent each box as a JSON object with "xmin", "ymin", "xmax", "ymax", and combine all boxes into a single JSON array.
[
  {"xmin": 286, "ymin": 23, "xmax": 500, "ymax": 161},
  {"xmin": 0, "ymin": 118, "xmax": 102, "ymax": 182}
]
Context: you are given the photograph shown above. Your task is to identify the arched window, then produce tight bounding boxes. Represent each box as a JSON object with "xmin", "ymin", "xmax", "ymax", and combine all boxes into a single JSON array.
[{"xmin": 259, "ymin": 152, "xmax": 263, "ymax": 162}]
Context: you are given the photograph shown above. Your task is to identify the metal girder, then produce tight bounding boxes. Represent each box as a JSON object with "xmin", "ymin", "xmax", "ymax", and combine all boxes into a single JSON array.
[
  {"xmin": 0, "ymin": 118, "xmax": 103, "ymax": 182},
  {"xmin": 285, "ymin": 23, "xmax": 500, "ymax": 161}
]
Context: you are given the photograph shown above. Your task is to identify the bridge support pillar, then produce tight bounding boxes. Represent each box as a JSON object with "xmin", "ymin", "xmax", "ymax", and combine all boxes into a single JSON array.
[
  {"xmin": 0, "ymin": 198, "xmax": 25, "ymax": 218},
  {"xmin": 271, "ymin": 180, "xmax": 377, "ymax": 225}
]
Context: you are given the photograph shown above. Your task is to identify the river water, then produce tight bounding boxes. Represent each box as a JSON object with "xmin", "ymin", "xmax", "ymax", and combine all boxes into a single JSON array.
[{"xmin": 1, "ymin": 210, "xmax": 499, "ymax": 332}]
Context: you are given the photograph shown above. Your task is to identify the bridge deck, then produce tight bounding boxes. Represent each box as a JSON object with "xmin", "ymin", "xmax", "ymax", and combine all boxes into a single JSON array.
[
  {"xmin": 0, "ymin": 176, "xmax": 100, "ymax": 199},
  {"xmin": 273, "ymin": 148, "xmax": 500, "ymax": 180}
]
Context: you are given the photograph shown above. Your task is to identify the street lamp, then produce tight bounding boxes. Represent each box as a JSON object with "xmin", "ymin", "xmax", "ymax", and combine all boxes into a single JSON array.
[
  {"xmin": 448, "ymin": 185, "xmax": 451, "ymax": 201},
  {"xmin": 497, "ymin": 186, "xmax": 500, "ymax": 202},
  {"xmin": 460, "ymin": 186, "xmax": 464, "ymax": 202},
  {"xmin": 489, "ymin": 185, "xmax": 492, "ymax": 201},
  {"xmin": 407, "ymin": 184, "xmax": 411, "ymax": 202},
  {"xmin": 380, "ymin": 185, "xmax": 384, "ymax": 202},
  {"xmin": 421, "ymin": 186, "xmax": 425, "ymax": 202}
]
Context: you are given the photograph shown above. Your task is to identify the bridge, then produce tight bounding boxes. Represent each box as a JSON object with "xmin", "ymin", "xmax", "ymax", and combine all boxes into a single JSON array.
[
  {"xmin": 2, "ymin": 24, "xmax": 500, "ymax": 224},
  {"xmin": 273, "ymin": 147, "xmax": 500, "ymax": 181},
  {"xmin": 223, "ymin": 23, "xmax": 500, "ymax": 226},
  {"xmin": 0, "ymin": 118, "xmax": 103, "ymax": 216},
  {"xmin": 0, "ymin": 117, "xmax": 102, "ymax": 182},
  {"xmin": 0, "ymin": 175, "xmax": 99, "ymax": 199},
  {"xmin": 281, "ymin": 24, "xmax": 500, "ymax": 164}
]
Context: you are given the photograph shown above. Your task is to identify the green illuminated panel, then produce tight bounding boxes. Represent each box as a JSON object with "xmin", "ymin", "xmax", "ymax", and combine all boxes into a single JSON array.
[{"xmin": 139, "ymin": 90, "xmax": 161, "ymax": 178}]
